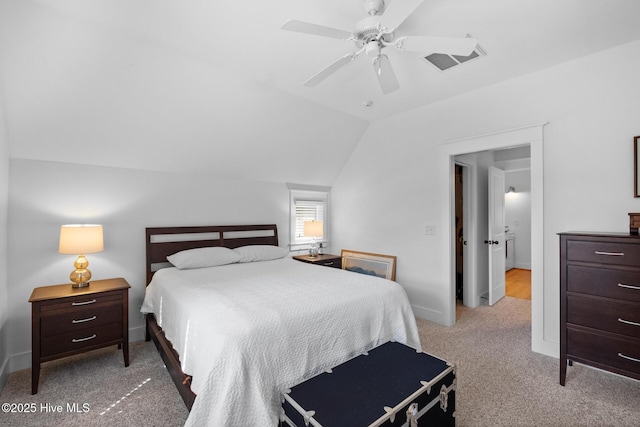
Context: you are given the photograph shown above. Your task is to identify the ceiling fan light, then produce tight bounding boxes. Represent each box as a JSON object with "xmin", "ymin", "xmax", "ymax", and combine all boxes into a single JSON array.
[{"xmin": 365, "ymin": 40, "xmax": 381, "ymax": 57}]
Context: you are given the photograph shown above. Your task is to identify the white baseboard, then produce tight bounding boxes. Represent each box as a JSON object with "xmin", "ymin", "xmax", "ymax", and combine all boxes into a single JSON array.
[
  {"xmin": 411, "ymin": 304, "xmax": 446, "ymax": 325},
  {"xmin": 0, "ymin": 355, "xmax": 8, "ymax": 391},
  {"xmin": 9, "ymin": 350, "xmax": 30, "ymax": 373},
  {"xmin": 532, "ymin": 337, "xmax": 558, "ymax": 358},
  {"xmin": 6, "ymin": 326, "xmax": 148, "ymax": 376}
]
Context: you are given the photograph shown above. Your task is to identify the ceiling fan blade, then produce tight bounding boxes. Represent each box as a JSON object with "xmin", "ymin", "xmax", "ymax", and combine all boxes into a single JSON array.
[
  {"xmin": 373, "ymin": 54, "xmax": 400, "ymax": 95},
  {"xmin": 281, "ymin": 19, "xmax": 353, "ymax": 40},
  {"xmin": 395, "ymin": 36, "xmax": 478, "ymax": 56},
  {"xmin": 303, "ymin": 50, "xmax": 362, "ymax": 87},
  {"xmin": 381, "ymin": 0, "xmax": 424, "ymax": 30}
]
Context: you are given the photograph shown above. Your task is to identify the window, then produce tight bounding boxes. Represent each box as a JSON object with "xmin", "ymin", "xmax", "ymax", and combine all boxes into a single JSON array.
[
  {"xmin": 294, "ymin": 200, "xmax": 325, "ymax": 241},
  {"xmin": 287, "ymin": 184, "xmax": 330, "ymax": 248}
]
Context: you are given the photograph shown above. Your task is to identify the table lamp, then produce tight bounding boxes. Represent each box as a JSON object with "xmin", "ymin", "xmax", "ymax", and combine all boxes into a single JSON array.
[
  {"xmin": 303, "ymin": 220, "xmax": 323, "ymax": 258},
  {"xmin": 59, "ymin": 224, "xmax": 104, "ymax": 288}
]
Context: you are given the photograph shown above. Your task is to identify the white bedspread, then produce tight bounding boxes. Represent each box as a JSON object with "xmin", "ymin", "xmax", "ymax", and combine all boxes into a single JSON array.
[{"xmin": 141, "ymin": 257, "xmax": 421, "ymax": 426}]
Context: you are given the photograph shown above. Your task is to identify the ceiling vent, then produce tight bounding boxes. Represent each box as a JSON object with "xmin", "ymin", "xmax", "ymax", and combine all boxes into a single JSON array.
[{"xmin": 421, "ymin": 35, "xmax": 486, "ymax": 71}]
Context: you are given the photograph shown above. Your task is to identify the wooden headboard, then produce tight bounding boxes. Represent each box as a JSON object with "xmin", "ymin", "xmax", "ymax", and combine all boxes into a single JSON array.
[{"xmin": 145, "ymin": 224, "xmax": 279, "ymax": 284}]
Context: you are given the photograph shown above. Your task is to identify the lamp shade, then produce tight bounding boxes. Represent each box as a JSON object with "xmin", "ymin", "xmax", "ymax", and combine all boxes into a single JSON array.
[
  {"xmin": 59, "ymin": 224, "xmax": 104, "ymax": 254},
  {"xmin": 303, "ymin": 220, "xmax": 323, "ymax": 238}
]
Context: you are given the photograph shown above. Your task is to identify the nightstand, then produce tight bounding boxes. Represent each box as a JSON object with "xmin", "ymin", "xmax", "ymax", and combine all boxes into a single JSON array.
[
  {"xmin": 293, "ymin": 254, "xmax": 342, "ymax": 269},
  {"xmin": 29, "ymin": 277, "xmax": 130, "ymax": 394}
]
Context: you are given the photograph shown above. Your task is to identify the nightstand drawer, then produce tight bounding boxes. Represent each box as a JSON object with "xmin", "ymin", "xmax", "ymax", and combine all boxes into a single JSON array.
[
  {"xmin": 39, "ymin": 290, "xmax": 122, "ymax": 313},
  {"xmin": 40, "ymin": 301, "xmax": 123, "ymax": 337},
  {"xmin": 315, "ymin": 258, "xmax": 341, "ymax": 268},
  {"xmin": 41, "ymin": 322, "xmax": 123, "ymax": 358},
  {"xmin": 293, "ymin": 254, "xmax": 342, "ymax": 269}
]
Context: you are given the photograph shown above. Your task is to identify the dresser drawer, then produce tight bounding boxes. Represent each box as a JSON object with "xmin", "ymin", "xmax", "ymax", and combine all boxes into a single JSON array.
[
  {"xmin": 567, "ymin": 328, "xmax": 640, "ymax": 376},
  {"xmin": 39, "ymin": 291, "xmax": 122, "ymax": 313},
  {"xmin": 568, "ymin": 295, "xmax": 640, "ymax": 338},
  {"xmin": 566, "ymin": 265, "xmax": 640, "ymax": 302},
  {"xmin": 567, "ymin": 240, "xmax": 640, "ymax": 267},
  {"xmin": 40, "ymin": 301, "xmax": 123, "ymax": 337},
  {"xmin": 41, "ymin": 322, "xmax": 122, "ymax": 358}
]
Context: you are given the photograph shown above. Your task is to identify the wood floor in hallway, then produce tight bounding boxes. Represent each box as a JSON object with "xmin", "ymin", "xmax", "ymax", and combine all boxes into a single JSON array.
[{"xmin": 506, "ymin": 268, "xmax": 531, "ymax": 300}]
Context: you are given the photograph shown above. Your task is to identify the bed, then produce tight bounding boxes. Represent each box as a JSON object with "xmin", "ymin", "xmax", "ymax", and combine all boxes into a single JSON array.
[{"xmin": 141, "ymin": 224, "xmax": 421, "ymax": 426}]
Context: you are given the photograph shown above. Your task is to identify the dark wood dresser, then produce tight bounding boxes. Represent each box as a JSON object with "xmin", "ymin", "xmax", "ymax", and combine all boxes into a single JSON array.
[
  {"xmin": 29, "ymin": 277, "xmax": 130, "ymax": 394},
  {"xmin": 559, "ymin": 232, "xmax": 640, "ymax": 385}
]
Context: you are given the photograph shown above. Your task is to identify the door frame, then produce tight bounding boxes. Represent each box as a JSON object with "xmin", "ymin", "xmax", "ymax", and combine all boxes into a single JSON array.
[
  {"xmin": 438, "ymin": 122, "xmax": 555, "ymax": 357},
  {"xmin": 488, "ymin": 166, "xmax": 506, "ymax": 306},
  {"xmin": 454, "ymin": 159, "xmax": 476, "ymax": 308}
]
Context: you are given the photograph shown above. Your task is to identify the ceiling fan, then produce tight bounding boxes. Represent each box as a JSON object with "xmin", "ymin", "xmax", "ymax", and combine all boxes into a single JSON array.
[{"xmin": 282, "ymin": 0, "xmax": 478, "ymax": 94}]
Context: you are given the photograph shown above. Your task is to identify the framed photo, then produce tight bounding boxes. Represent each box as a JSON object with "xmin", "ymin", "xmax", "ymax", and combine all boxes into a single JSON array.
[
  {"xmin": 340, "ymin": 249, "xmax": 397, "ymax": 281},
  {"xmin": 635, "ymin": 136, "xmax": 640, "ymax": 197}
]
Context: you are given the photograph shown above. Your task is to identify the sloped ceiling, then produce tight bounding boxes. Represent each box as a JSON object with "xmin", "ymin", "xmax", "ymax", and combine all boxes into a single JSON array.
[{"xmin": 1, "ymin": 0, "xmax": 640, "ymax": 185}]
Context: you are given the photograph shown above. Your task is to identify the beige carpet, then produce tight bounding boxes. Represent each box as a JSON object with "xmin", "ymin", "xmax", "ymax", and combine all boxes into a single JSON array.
[
  {"xmin": 0, "ymin": 341, "xmax": 188, "ymax": 427},
  {"xmin": 1, "ymin": 297, "xmax": 639, "ymax": 426},
  {"xmin": 418, "ymin": 297, "xmax": 640, "ymax": 426}
]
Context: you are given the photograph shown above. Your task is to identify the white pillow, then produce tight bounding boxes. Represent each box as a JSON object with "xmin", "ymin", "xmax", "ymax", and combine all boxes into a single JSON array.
[
  {"xmin": 167, "ymin": 246, "xmax": 242, "ymax": 269},
  {"xmin": 233, "ymin": 245, "xmax": 289, "ymax": 262}
]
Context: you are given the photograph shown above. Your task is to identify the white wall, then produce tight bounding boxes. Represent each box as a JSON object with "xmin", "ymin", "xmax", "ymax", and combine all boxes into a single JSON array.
[
  {"xmin": 6, "ymin": 159, "xmax": 291, "ymax": 371},
  {"xmin": 0, "ymin": 96, "xmax": 9, "ymax": 388},
  {"xmin": 332, "ymin": 40, "xmax": 640, "ymax": 356}
]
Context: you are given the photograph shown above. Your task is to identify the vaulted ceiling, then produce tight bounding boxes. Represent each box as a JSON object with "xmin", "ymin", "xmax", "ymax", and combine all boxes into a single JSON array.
[{"xmin": 1, "ymin": 0, "xmax": 640, "ymax": 185}]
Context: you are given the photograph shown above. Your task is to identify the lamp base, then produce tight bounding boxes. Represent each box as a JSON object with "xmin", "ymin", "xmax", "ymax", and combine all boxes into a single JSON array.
[
  {"xmin": 308, "ymin": 241, "xmax": 319, "ymax": 258},
  {"xmin": 70, "ymin": 257, "xmax": 92, "ymax": 288},
  {"xmin": 72, "ymin": 281, "xmax": 90, "ymax": 288}
]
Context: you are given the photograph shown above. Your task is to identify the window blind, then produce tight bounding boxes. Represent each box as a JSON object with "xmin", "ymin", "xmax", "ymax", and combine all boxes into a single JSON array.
[{"xmin": 294, "ymin": 200, "xmax": 325, "ymax": 240}]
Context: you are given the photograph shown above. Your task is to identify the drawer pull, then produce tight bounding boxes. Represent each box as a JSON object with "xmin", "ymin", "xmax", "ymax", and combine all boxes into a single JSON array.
[
  {"xmin": 72, "ymin": 334, "xmax": 97, "ymax": 343},
  {"xmin": 618, "ymin": 353, "xmax": 640, "ymax": 363},
  {"xmin": 72, "ymin": 315, "xmax": 97, "ymax": 324},
  {"xmin": 594, "ymin": 251, "xmax": 624, "ymax": 256},
  {"xmin": 72, "ymin": 299, "xmax": 97, "ymax": 306},
  {"xmin": 618, "ymin": 283, "xmax": 640, "ymax": 290},
  {"xmin": 618, "ymin": 318, "xmax": 640, "ymax": 327}
]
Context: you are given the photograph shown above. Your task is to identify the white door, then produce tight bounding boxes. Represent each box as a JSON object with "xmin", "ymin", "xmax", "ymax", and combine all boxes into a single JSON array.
[{"xmin": 488, "ymin": 166, "xmax": 506, "ymax": 305}]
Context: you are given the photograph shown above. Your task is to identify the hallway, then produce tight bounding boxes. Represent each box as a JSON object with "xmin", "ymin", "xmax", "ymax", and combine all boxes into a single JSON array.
[{"xmin": 505, "ymin": 268, "xmax": 531, "ymax": 300}]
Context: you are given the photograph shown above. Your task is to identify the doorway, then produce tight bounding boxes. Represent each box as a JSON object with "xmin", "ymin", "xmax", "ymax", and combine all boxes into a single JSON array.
[
  {"xmin": 453, "ymin": 149, "xmax": 525, "ymax": 308},
  {"xmin": 439, "ymin": 122, "xmax": 553, "ymax": 357}
]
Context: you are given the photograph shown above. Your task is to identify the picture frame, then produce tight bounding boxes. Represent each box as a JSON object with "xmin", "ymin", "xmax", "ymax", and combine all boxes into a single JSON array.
[
  {"xmin": 340, "ymin": 249, "xmax": 397, "ymax": 281},
  {"xmin": 635, "ymin": 136, "xmax": 640, "ymax": 197}
]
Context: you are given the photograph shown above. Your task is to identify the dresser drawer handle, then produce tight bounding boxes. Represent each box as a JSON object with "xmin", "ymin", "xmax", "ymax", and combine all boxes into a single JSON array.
[
  {"xmin": 72, "ymin": 299, "xmax": 97, "ymax": 306},
  {"xmin": 618, "ymin": 353, "xmax": 640, "ymax": 363},
  {"xmin": 72, "ymin": 315, "xmax": 97, "ymax": 324},
  {"xmin": 594, "ymin": 251, "xmax": 624, "ymax": 256},
  {"xmin": 72, "ymin": 334, "xmax": 97, "ymax": 343},
  {"xmin": 618, "ymin": 318, "xmax": 640, "ymax": 327},
  {"xmin": 618, "ymin": 283, "xmax": 640, "ymax": 290}
]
